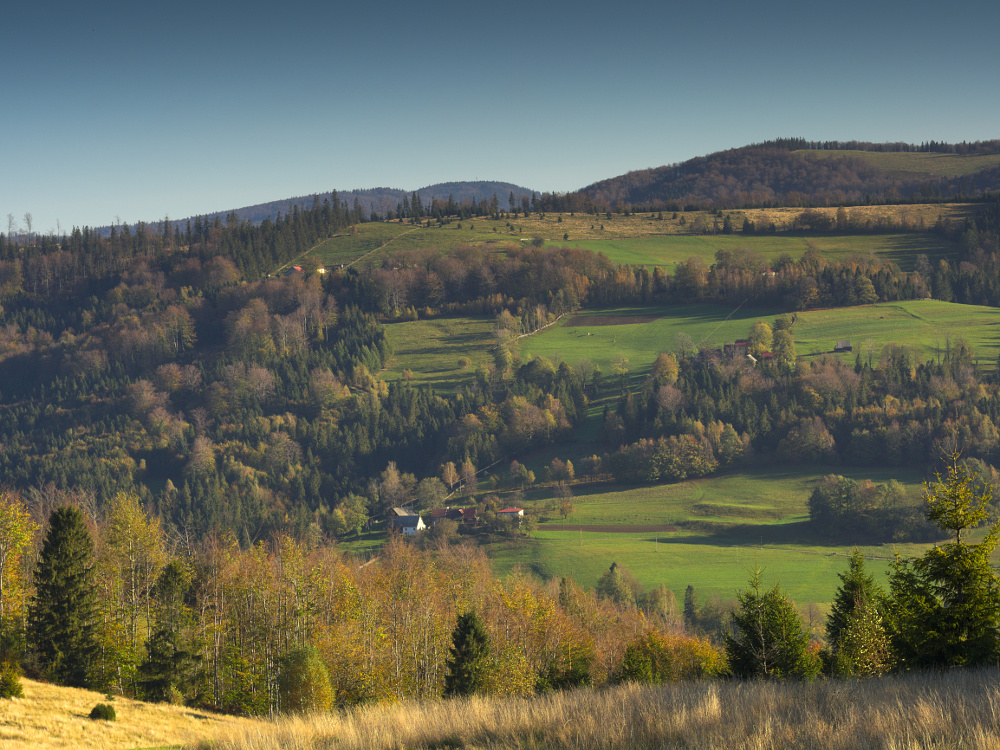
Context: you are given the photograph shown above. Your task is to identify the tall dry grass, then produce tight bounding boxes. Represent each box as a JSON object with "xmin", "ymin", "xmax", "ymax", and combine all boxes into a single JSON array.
[
  {"xmin": 0, "ymin": 677, "xmax": 256, "ymax": 750},
  {"xmin": 205, "ymin": 669, "xmax": 1000, "ymax": 750}
]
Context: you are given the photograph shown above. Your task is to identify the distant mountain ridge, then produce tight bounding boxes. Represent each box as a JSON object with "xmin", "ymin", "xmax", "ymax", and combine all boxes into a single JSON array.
[{"xmin": 162, "ymin": 181, "xmax": 536, "ymax": 232}]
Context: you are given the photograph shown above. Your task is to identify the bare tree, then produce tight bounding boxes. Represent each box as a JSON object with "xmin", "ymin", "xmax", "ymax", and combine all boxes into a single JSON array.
[{"xmin": 22, "ymin": 212, "xmax": 32, "ymax": 240}]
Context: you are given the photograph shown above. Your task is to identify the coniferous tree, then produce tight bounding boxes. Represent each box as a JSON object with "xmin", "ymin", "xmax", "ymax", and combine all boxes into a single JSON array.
[
  {"xmin": 725, "ymin": 569, "xmax": 819, "ymax": 679},
  {"xmin": 29, "ymin": 506, "xmax": 99, "ymax": 687},
  {"xmin": 139, "ymin": 561, "xmax": 199, "ymax": 703},
  {"xmin": 826, "ymin": 548, "xmax": 883, "ymax": 647},
  {"xmin": 683, "ymin": 585, "xmax": 698, "ymax": 632},
  {"xmin": 827, "ymin": 549, "xmax": 889, "ymax": 676},
  {"xmin": 886, "ymin": 455, "xmax": 1000, "ymax": 668},
  {"xmin": 444, "ymin": 610, "xmax": 489, "ymax": 697}
]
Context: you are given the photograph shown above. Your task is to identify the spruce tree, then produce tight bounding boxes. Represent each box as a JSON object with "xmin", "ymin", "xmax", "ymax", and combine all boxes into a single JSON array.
[
  {"xmin": 887, "ymin": 455, "xmax": 1000, "ymax": 668},
  {"xmin": 139, "ymin": 561, "xmax": 199, "ymax": 703},
  {"xmin": 444, "ymin": 610, "xmax": 489, "ymax": 697},
  {"xmin": 725, "ymin": 569, "xmax": 820, "ymax": 679},
  {"xmin": 826, "ymin": 548, "xmax": 883, "ymax": 647},
  {"xmin": 827, "ymin": 549, "xmax": 889, "ymax": 676},
  {"xmin": 29, "ymin": 506, "xmax": 99, "ymax": 687}
]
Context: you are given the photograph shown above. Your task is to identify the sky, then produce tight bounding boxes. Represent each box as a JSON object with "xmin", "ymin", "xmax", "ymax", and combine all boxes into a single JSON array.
[{"xmin": 3, "ymin": 0, "xmax": 999, "ymax": 233}]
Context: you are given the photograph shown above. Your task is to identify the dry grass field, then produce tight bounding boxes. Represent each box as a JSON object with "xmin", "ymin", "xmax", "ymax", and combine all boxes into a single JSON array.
[
  {"xmin": 206, "ymin": 669, "xmax": 1000, "ymax": 750},
  {"xmin": 0, "ymin": 677, "xmax": 256, "ymax": 750}
]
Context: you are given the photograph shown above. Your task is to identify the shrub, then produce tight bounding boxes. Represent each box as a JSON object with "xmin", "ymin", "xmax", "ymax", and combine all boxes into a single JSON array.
[
  {"xmin": 89, "ymin": 703, "xmax": 116, "ymax": 721},
  {"xmin": 278, "ymin": 645, "xmax": 334, "ymax": 713},
  {"xmin": 0, "ymin": 662, "xmax": 23, "ymax": 699}
]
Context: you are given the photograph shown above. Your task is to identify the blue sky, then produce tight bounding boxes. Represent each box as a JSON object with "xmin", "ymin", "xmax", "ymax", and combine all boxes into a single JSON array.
[{"xmin": 3, "ymin": 0, "xmax": 999, "ymax": 232}]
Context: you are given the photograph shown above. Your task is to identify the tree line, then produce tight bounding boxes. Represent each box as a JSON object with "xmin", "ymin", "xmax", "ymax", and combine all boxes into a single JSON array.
[{"xmin": 4, "ymin": 457, "xmax": 999, "ymax": 708}]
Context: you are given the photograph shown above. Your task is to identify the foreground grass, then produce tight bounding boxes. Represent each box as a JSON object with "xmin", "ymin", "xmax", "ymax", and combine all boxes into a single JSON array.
[
  {"xmin": 205, "ymin": 668, "xmax": 1000, "ymax": 750},
  {"xmin": 0, "ymin": 677, "xmax": 255, "ymax": 750}
]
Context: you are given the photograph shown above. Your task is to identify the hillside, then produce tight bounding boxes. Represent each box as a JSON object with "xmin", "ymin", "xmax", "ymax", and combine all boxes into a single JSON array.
[
  {"xmin": 578, "ymin": 140, "xmax": 1000, "ymax": 210},
  {"xmin": 0, "ymin": 677, "xmax": 255, "ymax": 749}
]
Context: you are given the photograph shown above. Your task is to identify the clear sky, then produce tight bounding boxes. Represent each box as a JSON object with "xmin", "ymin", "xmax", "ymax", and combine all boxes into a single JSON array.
[{"xmin": 3, "ymin": 0, "xmax": 998, "ymax": 233}]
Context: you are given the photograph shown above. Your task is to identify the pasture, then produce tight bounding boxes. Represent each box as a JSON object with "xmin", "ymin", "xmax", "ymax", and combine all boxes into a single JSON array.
[
  {"xmin": 550, "ymin": 232, "xmax": 956, "ymax": 271},
  {"xmin": 521, "ymin": 299, "xmax": 1000, "ymax": 378},
  {"xmin": 287, "ymin": 203, "xmax": 971, "ymax": 273},
  {"xmin": 798, "ymin": 149, "xmax": 1000, "ymax": 178},
  {"xmin": 486, "ymin": 465, "xmax": 932, "ymax": 606},
  {"xmin": 381, "ymin": 316, "xmax": 496, "ymax": 392}
]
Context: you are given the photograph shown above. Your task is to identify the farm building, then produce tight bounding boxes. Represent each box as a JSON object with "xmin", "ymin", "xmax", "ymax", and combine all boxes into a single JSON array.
[
  {"xmin": 388, "ymin": 507, "xmax": 425, "ymax": 535},
  {"xmin": 834, "ymin": 340, "xmax": 853, "ymax": 352},
  {"xmin": 429, "ymin": 507, "xmax": 479, "ymax": 526}
]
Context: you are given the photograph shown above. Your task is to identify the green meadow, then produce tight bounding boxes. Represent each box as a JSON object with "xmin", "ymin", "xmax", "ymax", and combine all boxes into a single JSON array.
[
  {"xmin": 486, "ymin": 465, "xmax": 933, "ymax": 606},
  {"xmin": 293, "ymin": 207, "xmax": 965, "ymax": 274},
  {"xmin": 546, "ymin": 233, "xmax": 956, "ymax": 272},
  {"xmin": 378, "ymin": 299, "xmax": 1000, "ymax": 399},
  {"xmin": 382, "ymin": 316, "xmax": 495, "ymax": 392},
  {"xmin": 798, "ymin": 149, "xmax": 1000, "ymax": 178},
  {"xmin": 522, "ymin": 299, "xmax": 1000, "ymax": 376}
]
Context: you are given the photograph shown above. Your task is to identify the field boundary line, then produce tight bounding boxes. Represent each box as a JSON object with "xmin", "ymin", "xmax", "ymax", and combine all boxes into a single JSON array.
[
  {"xmin": 272, "ymin": 234, "xmax": 346, "ymax": 276},
  {"xmin": 515, "ymin": 313, "xmax": 567, "ymax": 340},
  {"xmin": 347, "ymin": 227, "xmax": 418, "ymax": 268}
]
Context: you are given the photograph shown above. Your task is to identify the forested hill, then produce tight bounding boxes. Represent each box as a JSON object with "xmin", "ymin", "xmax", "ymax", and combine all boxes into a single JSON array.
[
  {"xmin": 576, "ymin": 140, "xmax": 1000, "ymax": 211},
  {"xmin": 98, "ymin": 181, "xmax": 536, "ymax": 235}
]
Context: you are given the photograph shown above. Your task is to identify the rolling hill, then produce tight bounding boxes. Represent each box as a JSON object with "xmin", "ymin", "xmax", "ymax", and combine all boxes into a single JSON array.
[{"xmin": 578, "ymin": 140, "xmax": 1000, "ymax": 210}]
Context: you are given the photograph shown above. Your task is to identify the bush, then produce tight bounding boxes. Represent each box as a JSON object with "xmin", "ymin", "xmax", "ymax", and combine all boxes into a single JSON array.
[
  {"xmin": 278, "ymin": 645, "xmax": 334, "ymax": 713},
  {"xmin": 89, "ymin": 703, "xmax": 116, "ymax": 721},
  {"xmin": 0, "ymin": 662, "xmax": 23, "ymax": 699}
]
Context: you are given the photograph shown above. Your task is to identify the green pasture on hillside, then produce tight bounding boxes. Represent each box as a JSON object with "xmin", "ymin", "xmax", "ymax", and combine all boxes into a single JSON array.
[
  {"xmin": 487, "ymin": 465, "xmax": 934, "ymax": 606},
  {"xmin": 377, "ymin": 299, "xmax": 1000, "ymax": 402},
  {"xmin": 798, "ymin": 149, "xmax": 1000, "ymax": 178},
  {"xmin": 381, "ymin": 316, "xmax": 496, "ymax": 392},
  {"xmin": 295, "ymin": 208, "xmax": 966, "ymax": 274},
  {"xmin": 521, "ymin": 299, "xmax": 1000, "ymax": 378},
  {"xmin": 790, "ymin": 300, "xmax": 1000, "ymax": 366},
  {"xmin": 547, "ymin": 233, "xmax": 956, "ymax": 272}
]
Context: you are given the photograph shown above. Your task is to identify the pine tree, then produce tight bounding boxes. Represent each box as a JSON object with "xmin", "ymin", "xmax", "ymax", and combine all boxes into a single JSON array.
[
  {"xmin": 29, "ymin": 506, "xmax": 99, "ymax": 687},
  {"xmin": 725, "ymin": 569, "xmax": 819, "ymax": 679},
  {"xmin": 444, "ymin": 610, "xmax": 490, "ymax": 697},
  {"xmin": 886, "ymin": 455, "xmax": 1000, "ymax": 668}
]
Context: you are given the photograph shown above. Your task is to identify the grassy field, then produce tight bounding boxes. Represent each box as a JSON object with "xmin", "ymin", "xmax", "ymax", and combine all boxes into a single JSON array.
[
  {"xmin": 205, "ymin": 667, "xmax": 1000, "ymax": 750},
  {"xmin": 486, "ymin": 465, "xmax": 931, "ymax": 606},
  {"xmin": 288, "ymin": 203, "xmax": 972, "ymax": 273},
  {"xmin": 551, "ymin": 232, "xmax": 956, "ymax": 271},
  {"xmin": 381, "ymin": 316, "xmax": 496, "ymax": 392},
  {"xmin": 798, "ymin": 149, "xmax": 1000, "ymax": 178},
  {"xmin": 0, "ymin": 677, "xmax": 256, "ymax": 749},
  {"xmin": 521, "ymin": 299, "xmax": 1000, "ymax": 379}
]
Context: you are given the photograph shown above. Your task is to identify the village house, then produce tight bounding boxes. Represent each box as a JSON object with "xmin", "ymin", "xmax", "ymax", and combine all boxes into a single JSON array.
[
  {"xmin": 387, "ymin": 507, "xmax": 425, "ymax": 535},
  {"xmin": 497, "ymin": 507, "xmax": 524, "ymax": 522}
]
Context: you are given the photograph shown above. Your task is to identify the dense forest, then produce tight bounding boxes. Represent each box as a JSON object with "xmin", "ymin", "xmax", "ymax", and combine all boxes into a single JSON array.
[{"xmin": 0, "ymin": 198, "xmax": 996, "ymax": 547}]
